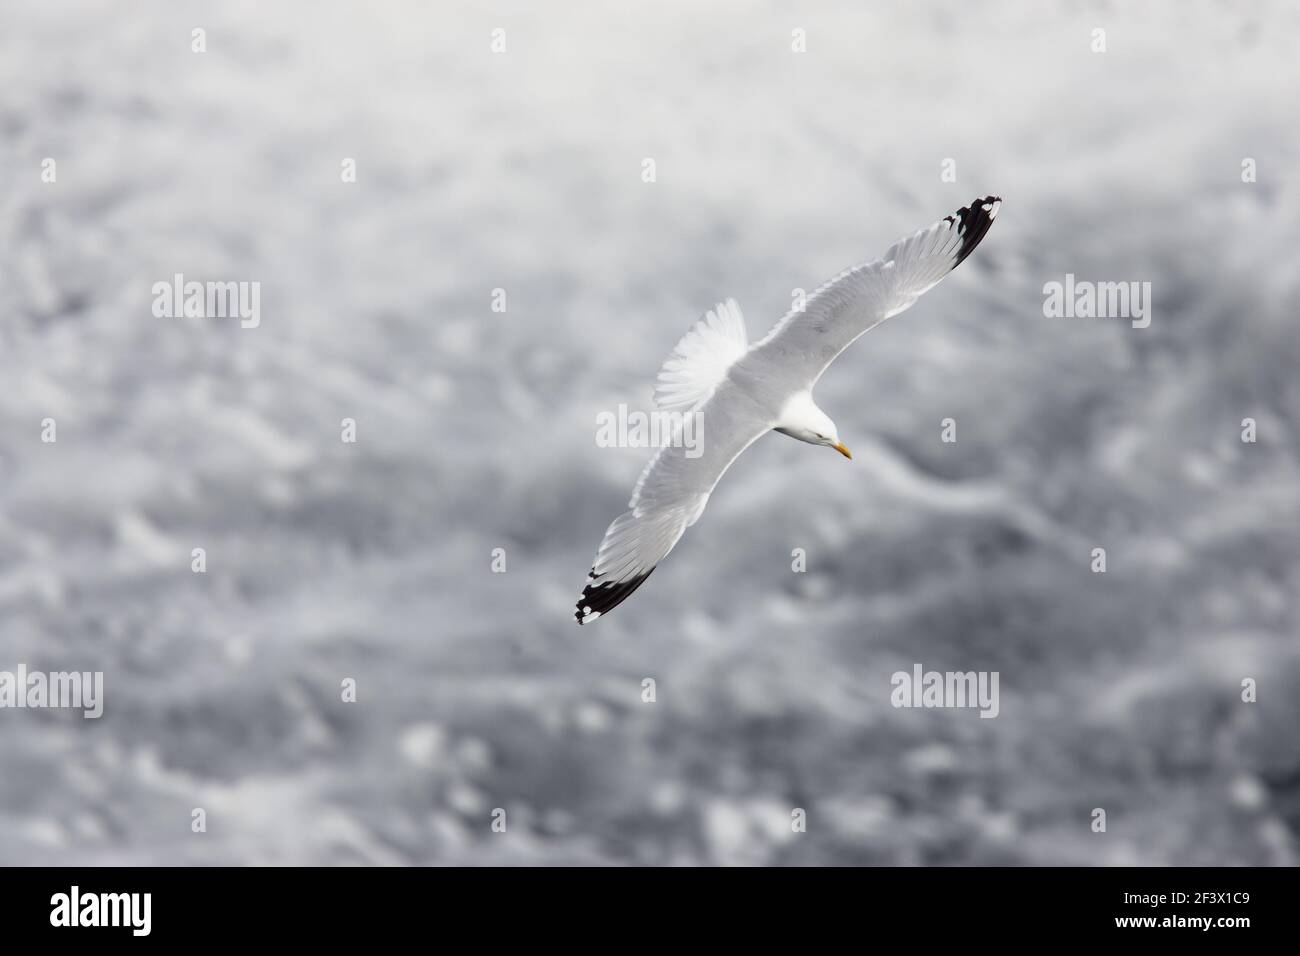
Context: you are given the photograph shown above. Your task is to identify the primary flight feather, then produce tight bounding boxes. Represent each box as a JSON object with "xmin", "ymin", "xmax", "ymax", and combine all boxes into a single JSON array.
[{"xmin": 576, "ymin": 196, "xmax": 1002, "ymax": 624}]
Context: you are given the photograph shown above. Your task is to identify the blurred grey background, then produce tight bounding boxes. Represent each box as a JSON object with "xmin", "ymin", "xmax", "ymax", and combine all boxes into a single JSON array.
[{"xmin": 1, "ymin": 0, "xmax": 1297, "ymax": 865}]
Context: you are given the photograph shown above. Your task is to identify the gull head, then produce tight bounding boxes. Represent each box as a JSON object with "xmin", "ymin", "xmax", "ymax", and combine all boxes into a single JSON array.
[{"xmin": 774, "ymin": 392, "xmax": 852, "ymax": 459}]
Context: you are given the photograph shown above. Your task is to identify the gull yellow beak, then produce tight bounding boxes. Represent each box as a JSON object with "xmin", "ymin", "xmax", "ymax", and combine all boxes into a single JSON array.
[{"xmin": 831, "ymin": 441, "xmax": 852, "ymax": 460}]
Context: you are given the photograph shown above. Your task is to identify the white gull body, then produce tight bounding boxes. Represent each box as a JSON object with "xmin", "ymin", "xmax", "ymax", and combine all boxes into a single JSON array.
[{"xmin": 577, "ymin": 196, "xmax": 1002, "ymax": 624}]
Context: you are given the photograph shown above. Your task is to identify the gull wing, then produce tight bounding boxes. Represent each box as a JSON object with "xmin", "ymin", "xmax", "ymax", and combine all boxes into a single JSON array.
[
  {"xmin": 576, "ymin": 377, "xmax": 773, "ymax": 624},
  {"xmin": 748, "ymin": 196, "xmax": 1001, "ymax": 390}
]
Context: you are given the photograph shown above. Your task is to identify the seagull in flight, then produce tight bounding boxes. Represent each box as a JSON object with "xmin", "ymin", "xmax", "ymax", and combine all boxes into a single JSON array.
[{"xmin": 576, "ymin": 196, "xmax": 1002, "ymax": 624}]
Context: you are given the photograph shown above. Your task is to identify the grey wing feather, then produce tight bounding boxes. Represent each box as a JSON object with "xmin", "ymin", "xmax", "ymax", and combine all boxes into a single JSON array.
[
  {"xmin": 575, "ymin": 379, "xmax": 772, "ymax": 624},
  {"xmin": 749, "ymin": 196, "xmax": 1001, "ymax": 390}
]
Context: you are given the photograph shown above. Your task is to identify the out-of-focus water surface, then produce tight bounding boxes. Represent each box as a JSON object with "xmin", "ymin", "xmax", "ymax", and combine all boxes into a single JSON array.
[{"xmin": 1, "ymin": 0, "xmax": 1298, "ymax": 865}]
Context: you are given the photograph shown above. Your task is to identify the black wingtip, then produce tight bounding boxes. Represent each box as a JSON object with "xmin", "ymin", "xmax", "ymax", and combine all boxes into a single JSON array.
[
  {"xmin": 949, "ymin": 195, "xmax": 1001, "ymax": 267},
  {"xmin": 575, "ymin": 568, "xmax": 656, "ymax": 625}
]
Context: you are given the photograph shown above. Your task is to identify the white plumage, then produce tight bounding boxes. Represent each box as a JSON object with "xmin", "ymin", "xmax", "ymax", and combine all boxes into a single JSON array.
[
  {"xmin": 653, "ymin": 298, "xmax": 749, "ymax": 412},
  {"xmin": 576, "ymin": 196, "xmax": 1002, "ymax": 624}
]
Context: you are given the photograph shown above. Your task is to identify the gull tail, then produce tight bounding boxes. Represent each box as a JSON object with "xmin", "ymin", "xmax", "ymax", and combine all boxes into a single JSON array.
[{"xmin": 653, "ymin": 298, "xmax": 748, "ymax": 412}]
